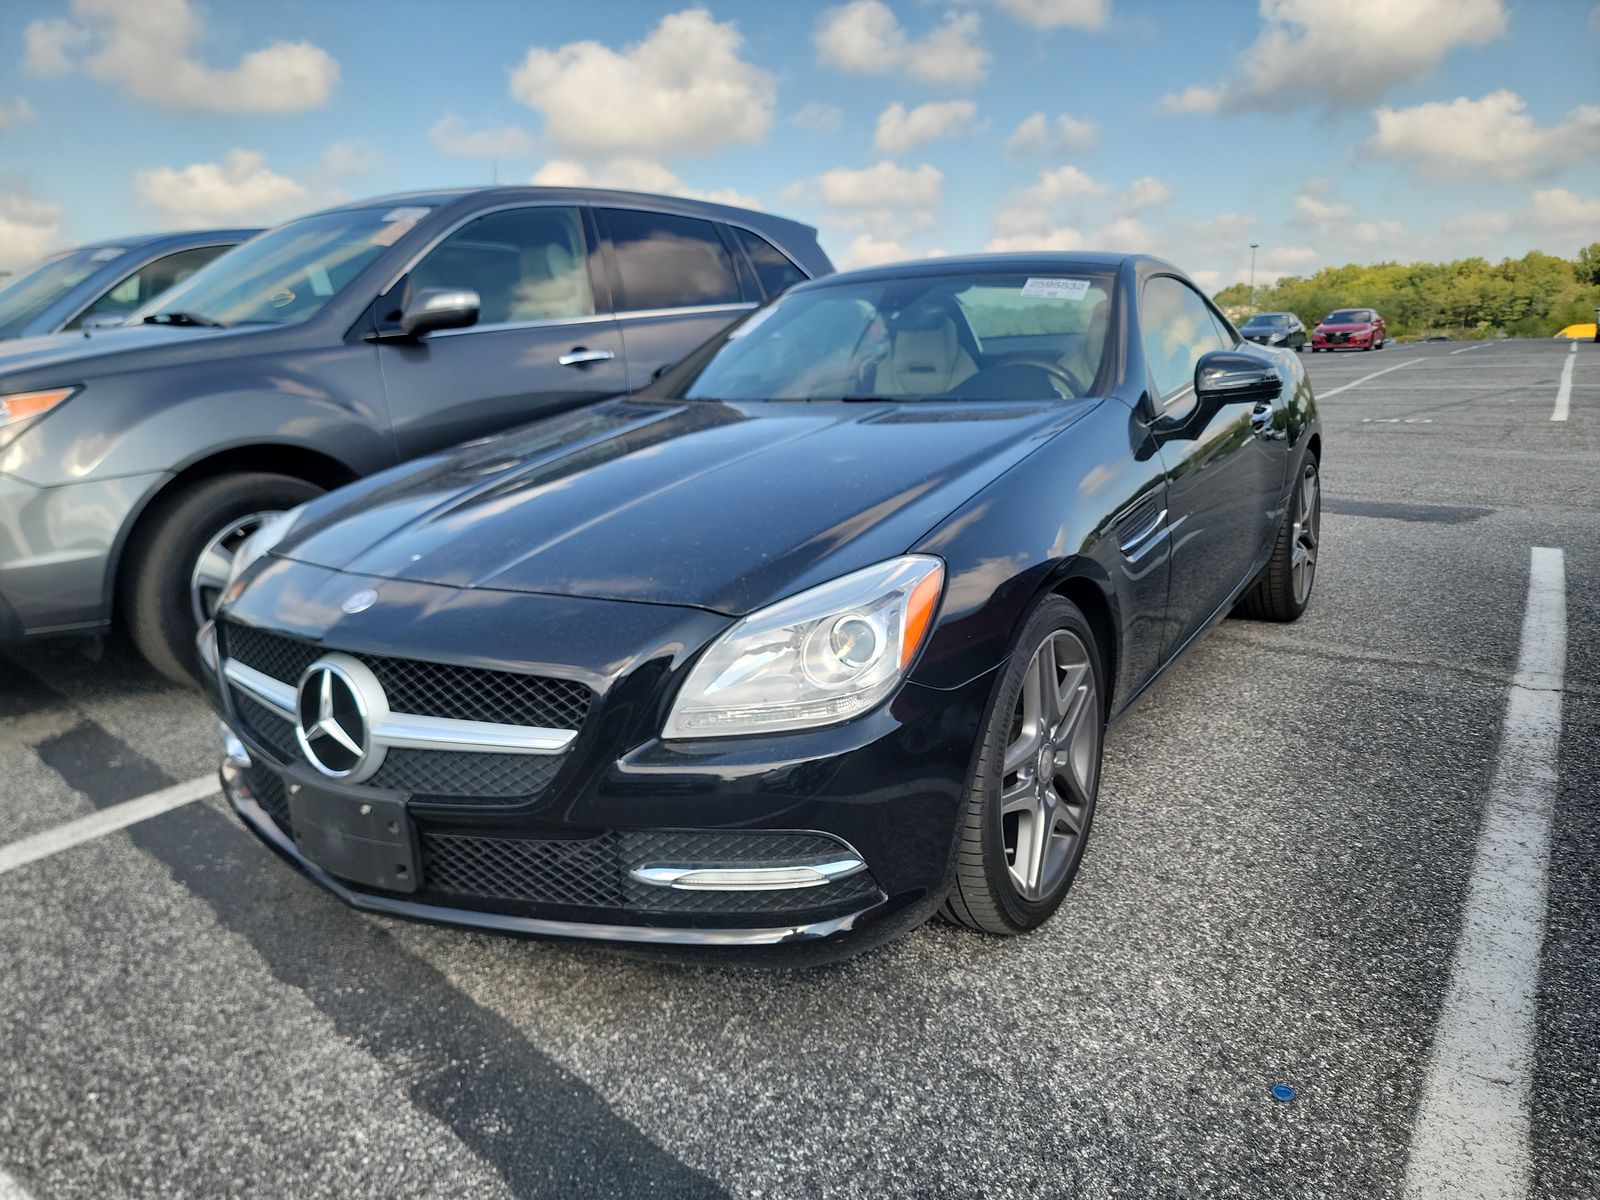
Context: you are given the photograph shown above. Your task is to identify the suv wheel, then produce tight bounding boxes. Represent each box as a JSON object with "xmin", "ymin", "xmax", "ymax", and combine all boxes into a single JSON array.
[
  {"xmin": 124, "ymin": 473, "xmax": 323, "ymax": 684},
  {"xmin": 941, "ymin": 596, "xmax": 1105, "ymax": 935}
]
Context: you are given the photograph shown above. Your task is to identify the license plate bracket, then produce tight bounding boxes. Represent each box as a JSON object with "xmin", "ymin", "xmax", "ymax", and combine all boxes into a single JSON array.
[{"xmin": 286, "ymin": 775, "xmax": 420, "ymax": 894}]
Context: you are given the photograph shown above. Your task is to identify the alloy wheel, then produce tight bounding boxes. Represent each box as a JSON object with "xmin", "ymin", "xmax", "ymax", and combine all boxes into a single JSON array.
[
  {"xmin": 999, "ymin": 629, "xmax": 1100, "ymax": 901},
  {"xmin": 1291, "ymin": 464, "xmax": 1320, "ymax": 604},
  {"xmin": 190, "ymin": 510, "xmax": 283, "ymax": 626}
]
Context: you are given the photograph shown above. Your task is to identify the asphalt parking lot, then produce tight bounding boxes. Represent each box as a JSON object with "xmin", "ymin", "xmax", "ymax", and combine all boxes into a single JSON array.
[{"xmin": 1, "ymin": 339, "xmax": 1595, "ymax": 1199}]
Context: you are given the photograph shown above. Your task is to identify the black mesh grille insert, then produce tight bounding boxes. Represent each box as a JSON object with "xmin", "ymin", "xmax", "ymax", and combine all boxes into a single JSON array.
[
  {"xmin": 243, "ymin": 764, "xmax": 291, "ymax": 835},
  {"xmin": 234, "ymin": 693, "xmax": 297, "ymax": 762},
  {"xmin": 422, "ymin": 832, "xmax": 624, "ymax": 908},
  {"xmin": 370, "ymin": 749, "xmax": 565, "ymax": 801}
]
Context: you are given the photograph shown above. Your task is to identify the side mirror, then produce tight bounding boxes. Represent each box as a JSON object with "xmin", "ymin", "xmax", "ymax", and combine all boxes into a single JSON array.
[
  {"xmin": 398, "ymin": 288, "xmax": 480, "ymax": 340},
  {"xmin": 1195, "ymin": 349, "xmax": 1282, "ymax": 404}
]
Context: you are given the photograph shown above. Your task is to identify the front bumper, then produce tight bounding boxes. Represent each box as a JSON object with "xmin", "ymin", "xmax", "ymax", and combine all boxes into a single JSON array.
[
  {"xmin": 204, "ymin": 565, "xmax": 997, "ymax": 956},
  {"xmin": 0, "ymin": 470, "xmax": 166, "ymax": 638}
]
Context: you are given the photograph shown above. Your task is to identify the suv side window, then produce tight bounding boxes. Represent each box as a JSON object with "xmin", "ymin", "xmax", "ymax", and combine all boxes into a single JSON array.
[
  {"xmin": 68, "ymin": 245, "xmax": 230, "ymax": 329},
  {"xmin": 1141, "ymin": 275, "xmax": 1225, "ymax": 401},
  {"xmin": 732, "ymin": 227, "xmax": 807, "ymax": 297},
  {"xmin": 601, "ymin": 208, "xmax": 740, "ymax": 311},
  {"xmin": 409, "ymin": 207, "xmax": 594, "ymax": 325}
]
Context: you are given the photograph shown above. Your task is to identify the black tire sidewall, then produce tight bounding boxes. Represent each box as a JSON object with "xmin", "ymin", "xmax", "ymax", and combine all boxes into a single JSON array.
[
  {"xmin": 974, "ymin": 596, "xmax": 1105, "ymax": 931},
  {"xmin": 124, "ymin": 473, "xmax": 323, "ymax": 683}
]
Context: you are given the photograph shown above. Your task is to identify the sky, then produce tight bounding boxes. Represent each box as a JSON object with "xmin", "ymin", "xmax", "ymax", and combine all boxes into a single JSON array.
[{"xmin": 1, "ymin": 0, "xmax": 1598, "ymax": 293}]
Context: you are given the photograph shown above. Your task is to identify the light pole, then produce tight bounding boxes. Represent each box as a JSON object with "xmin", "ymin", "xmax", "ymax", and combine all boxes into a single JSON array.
[{"xmin": 1248, "ymin": 243, "xmax": 1259, "ymax": 311}]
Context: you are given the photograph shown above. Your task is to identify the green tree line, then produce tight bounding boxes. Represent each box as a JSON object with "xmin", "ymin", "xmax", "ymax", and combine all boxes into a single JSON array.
[{"xmin": 1215, "ymin": 243, "xmax": 1600, "ymax": 339}]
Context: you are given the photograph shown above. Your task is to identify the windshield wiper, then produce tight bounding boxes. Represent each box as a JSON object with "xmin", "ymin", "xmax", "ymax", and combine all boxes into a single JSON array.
[
  {"xmin": 142, "ymin": 311, "xmax": 224, "ymax": 328},
  {"xmin": 834, "ymin": 395, "xmax": 925, "ymax": 403}
]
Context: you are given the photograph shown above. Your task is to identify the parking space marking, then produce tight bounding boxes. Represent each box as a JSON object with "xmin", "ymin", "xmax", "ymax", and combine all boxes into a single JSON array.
[
  {"xmin": 1450, "ymin": 343, "xmax": 1489, "ymax": 355},
  {"xmin": 1404, "ymin": 547, "xmax": 1566, "ymax": 1200},
  {"xmin": 1552, "ymin": 353, "xmax": 1574, "ymax": 422},
  {"xmin": 0, "ymin": 774, "xmax": 215, "ymax": 877},
  {"xmin": 0, "ymin": 1167, "xmax": 34, "ymax": 1200},
  {"xmin": 1317, "ymin": 360, "xmax": 1417, "ymax": 398}
]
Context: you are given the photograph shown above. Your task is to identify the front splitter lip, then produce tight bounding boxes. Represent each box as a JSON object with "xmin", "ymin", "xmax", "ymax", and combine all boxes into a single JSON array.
[{"xmin": 220, "ymin": 762, "xmax": 889, "ymax": 948}]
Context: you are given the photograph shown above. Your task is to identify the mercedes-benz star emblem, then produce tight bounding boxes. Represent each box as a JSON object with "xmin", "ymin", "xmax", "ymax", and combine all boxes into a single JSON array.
[
  {"xmin": 341, "ymin": 588, "xmax": 378, "ymax": 615},
  {"xmin": 294, "ymin": 654, "xmax": 388, "ymax": 781}
]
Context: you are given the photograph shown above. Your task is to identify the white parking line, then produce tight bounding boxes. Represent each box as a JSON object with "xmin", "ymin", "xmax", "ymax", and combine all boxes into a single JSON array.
[
  {"xmin": 0, "ymin": 1166, "xmax": 35, "ymax": 1200},
  {"xmin": 1317, "ymin": 360, "xmax": 1417, "ymax": 398},
  {"xmin": 0, "ymin": 775, "xmax": 216, "ymax": 877},
  {"xmin": 1404, "ymin": 547, "xmax": 1566, "ymax": 1200},
  {"xmin": 1552, "ymin": 353, "xmax": 1574, "ymax": 422},
  {"xmin": 1449, "ymin": 343, "xmax": 1488, "ymax": 355}
]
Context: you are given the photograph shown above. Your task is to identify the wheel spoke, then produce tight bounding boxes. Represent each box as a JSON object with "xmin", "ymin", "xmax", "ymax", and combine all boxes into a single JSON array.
[
  {"xmin": 1023, "ymin": 799, "xmax": 1052, "ymax": 894},
  {"xmin": 1000, "ymin": 774, "xmax": 1036, "ymax": 815},
  {"xmin": 192, "ymin": 544, "xmax": 234, "ymax": 593},
  {"xmin": 1003, "ymin": 722, "xmax": 1041, "ymax": 774},
  {"xmin": 1035, "ymin": 640, "xmax": 1067, "ymax": 727}
]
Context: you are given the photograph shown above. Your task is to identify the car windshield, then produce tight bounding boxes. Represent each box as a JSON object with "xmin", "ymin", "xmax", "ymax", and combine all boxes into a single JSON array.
[
  {"xmin": 675, "ymin": 270, "xmax": 1116, "ymax": 402},
  {"xmin": 0, "ymin": 246, "xmax": 122, "ymax": 338},
  {"xmin": 1326, "ymin": 310, "xmax": 1368, "ymax": 323},
  {"xmin": 1243, "ymin": 314, "xmax": 1288, "ymax": 328},
  {"xmin": 130, "ymin": 207, "xmax": 426, "ymax": 328}
]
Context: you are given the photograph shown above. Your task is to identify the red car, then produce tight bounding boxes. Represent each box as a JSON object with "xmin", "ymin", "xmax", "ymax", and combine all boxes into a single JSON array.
[{"xmin": 1312, "ymin": 308, "xmax": 1386, "ymax": 351}]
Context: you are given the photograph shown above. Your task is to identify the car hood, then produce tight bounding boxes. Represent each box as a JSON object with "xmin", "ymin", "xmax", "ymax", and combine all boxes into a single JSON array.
[
  {"xmin": 281, "ymin": 395, "xmax": 1096, "ymax": 615},
  {"xmin": 0, "ymin": 324, "xmax": 230, "ymax": 382}
]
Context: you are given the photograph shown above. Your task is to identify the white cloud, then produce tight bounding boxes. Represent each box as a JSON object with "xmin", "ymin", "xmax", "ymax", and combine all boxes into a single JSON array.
[
  {"xmin": 838, "ymin": 233, "xmax": 918, "ymax": 269},
  {"xmin": 429, "ymin": 115, "xmax": 540, "ymax": 160},
  {"xmin": 318, "ymin": 141, "xmax": 380, "ymax": 179},
  {"xmin": 0, "ymin": 191, "xmax": 63, "ymax": 271},
  {"xmin": 987, "ymin": 227, "xmax": 1085, "ymax": 254},
  {"xmin": 987, "ymin": 0, "xmax": 1108, "ymax": 29},
  {"xmin": 815, "ymin": 1, "xmax": 989, "ymax": 84},
  {"xmin": 1441, "ymin": 209, "xmax": 1512, "ymax": 240},
  {"xmin": 133, "ymin": 149, "xmax": 310, "ymax": 227},
  {"xmin": 531, "ymin": 157, "xmax": 759, "ymax": 209},
  {"xmin": 792, "ymin": 102, "xmax": 844, "ymax": 134},
  {"xmin": 1368, "ymin": 91, "xmax": 1600, "ymax": 180},
  {"xmin": 24, "ymin": 0, "xmax": 338, "ymax": 113},
  {"xmin": 1157, "ymin": 85, "xmax": 1220, "ymax": 114},
  {"xmin": 813, "ymin": 161, "xmax": 943, "ymax": 210},
  {"xmin": 1190, "ymin": 268, "xmax": 1222, "ymax": 291},
  {"xmin": 1254, "ymin": 244, "xmax": 1322, "ymax": 285},
  {"xmin": 1092, "ymin": 215, "xmax": 1156, "ymax": 252},
  {"xmin": 511, "ymin": 9, "xmax": 773, "ymax": 156},
  {"xmin": 874, "ymin": 100, "xmax": 978, "ymax": 154},
  {"xmin": 1175, "ymin": 0, "xmax": 1506, "ymax": 113},
  {"xmin": 987, "ymin": 165, "xmax": 1104, "ymax": 251},
  {"xmin": 1120, "ymin": 176, "xmax": 1172, "ymax": 211},
  {"xmin": 1188, "ymin": 212, "xmax": 1255, "ymax": 243},
  {"xmin": 1005, "ymin": 111, "xmax": 1097, "ymax": 153},
  {"xmin": 1531, "ymin": 188, "xmax": 1600, "ymax": 244},
  {"xmin": 0, "ymin": 98, "xmax": 34, "ymax": 129},
  {"xmin": 1293, "ymin": 191, "xmax": 1352, "ymax": 224}
]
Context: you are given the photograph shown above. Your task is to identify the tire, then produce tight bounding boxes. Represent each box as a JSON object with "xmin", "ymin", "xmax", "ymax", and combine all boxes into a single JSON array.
[
  {"xmin": 1236, "ymin": 456, "xmax": 1320, "ymax": 622},
  {"xmin": 941, "ymin": 596, "xmax": 1105, "ymax": 935},
  {"xmin": 124, "ymin": 472, "xmax": 323, "ymax": 684}
]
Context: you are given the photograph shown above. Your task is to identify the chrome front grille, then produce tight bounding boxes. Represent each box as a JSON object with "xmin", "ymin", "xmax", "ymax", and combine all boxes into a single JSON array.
[{"xmin": 219, "ymin": 621, "xmax": 589, "ymax": 805}]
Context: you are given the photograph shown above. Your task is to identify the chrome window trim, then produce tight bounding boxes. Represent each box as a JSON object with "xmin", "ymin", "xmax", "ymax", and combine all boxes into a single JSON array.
[
  {"xmin": 422, "ymin": 302, "xmax": 755, "ymax": 341},
  {"xmin": 221, "ymin": 657, "xmax": 577, "ymax": 756}
]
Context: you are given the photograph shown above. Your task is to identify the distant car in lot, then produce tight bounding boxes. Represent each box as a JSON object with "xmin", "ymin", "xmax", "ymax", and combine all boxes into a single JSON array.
[
  {"xmin": 0, "ymin": 230, "xmax": 257, "ymax": 341},
  {"xmin": 204, "ymin": 252, "xmax": 1322, "ymax": 958},
  {"xmin": 1312, "ymin": 308, "xmax": 1386, "ymax": 351},
  {"xmin": 0, "ymin": 187, "xmax": 830, "ymax": 682},
  {"xmin": 1239, "ymin": 311, "xmax": 1306, "ymax": 351}
]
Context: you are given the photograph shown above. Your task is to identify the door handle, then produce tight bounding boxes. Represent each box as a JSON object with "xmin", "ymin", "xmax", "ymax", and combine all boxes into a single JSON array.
[{"xmin": 558, "ymin": 347, "xmax": 615, "ymax": 367}]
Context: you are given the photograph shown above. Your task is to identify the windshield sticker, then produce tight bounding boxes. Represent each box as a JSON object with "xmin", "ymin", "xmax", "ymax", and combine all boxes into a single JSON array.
[
  {"xmin": 369, "ymin": 220, "xmax": 415, "ymax": 247},
  {"xmin": 382, "ymin": 207, "xmax": 431, "ymax": 223},
  {"xmin": 1021, "ymin": 277, "xmax": 1091, "ymax": 301},
  {"xmin": 307, "ymin": 264, "xmax": 334, "ymax": 297},
  {"xmin": 90, "ymin": 247, "xmax": 126, "ymax": 261}
]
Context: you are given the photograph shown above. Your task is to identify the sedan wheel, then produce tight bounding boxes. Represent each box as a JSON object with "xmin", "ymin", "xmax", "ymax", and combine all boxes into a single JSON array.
[
  {"xmin": 1236, "ymin": 457, "xmax": 1320, "ymax": 622},
  {"xmin": 190, "ymin": 510, "xmax": 285, "ymax": 627},
  {"xmin": 942, "ymin": 596, "xmax": 1104, "ymax": 934}
]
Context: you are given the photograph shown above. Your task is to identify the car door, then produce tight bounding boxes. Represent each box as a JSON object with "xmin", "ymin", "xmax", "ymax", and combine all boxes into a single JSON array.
[
  {"xmin": 1142, "ymin": 275, "xmax": 1282, "ymax": 657},
  {"xmin": 595, "ymin": 207, "xmax": 757, "ymax": 390},
  {"xmin": 376, "ymin": 204, "xmax": 628, "ymax": 460}
]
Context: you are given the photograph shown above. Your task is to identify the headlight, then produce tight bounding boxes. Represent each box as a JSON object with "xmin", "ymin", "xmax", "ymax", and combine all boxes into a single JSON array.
[
  {"xmin": 1268, "ymin": 332, "xmax": 1286, "ymax": 343},
  {"xmin": 224, "ymin": 506, "xmax": 303, "ymax": 592},
  {"xmin": 0, "ymin": 386, "xmax": 77, "ymax": 429},
  {"xmin": 663, "ymin": 555, "xmax": 945, "ymax": 739}
]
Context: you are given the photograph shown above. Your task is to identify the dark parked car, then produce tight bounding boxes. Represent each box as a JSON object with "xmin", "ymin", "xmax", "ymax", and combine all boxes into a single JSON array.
[
  {"xmin": 0, "ymin": 187, "xmax": 829, "ymax": 681},
  {"xmin": 1312, "ymin": 307, "xmax": 1386, "ymax": 351},
  {"xmin": 203, "ymin": 253, "xmax": 1322, "ymax": 959},
  {"xmin": 1239, "ymin": 310, "xmax": 1305, "ymax": 351},
  {"xmin": 0, "ymin": 230, "xmax": 257, "ymax": 341}
]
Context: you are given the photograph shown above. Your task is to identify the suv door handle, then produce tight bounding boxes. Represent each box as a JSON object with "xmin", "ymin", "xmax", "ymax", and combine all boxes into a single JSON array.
[{"xmin": 558, "ymin": 347, "xmax": 615, "ymax": 367}]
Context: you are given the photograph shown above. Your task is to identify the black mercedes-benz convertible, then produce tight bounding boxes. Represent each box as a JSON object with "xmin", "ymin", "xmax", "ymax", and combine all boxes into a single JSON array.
[{"xmin": 200, "ymin": 253, "xmax": 1321, "ymax": 958}]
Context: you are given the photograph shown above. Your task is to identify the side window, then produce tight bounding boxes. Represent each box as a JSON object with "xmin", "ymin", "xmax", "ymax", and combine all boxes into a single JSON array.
[
  {"xmin": 409, "ymin": 207, "xmax": 593, "ymax": 326},
  {"xmin": 1141, "ymin": 275, "xmax": 1226, "ymax": 400},
  {"xmin": 733, "ymin": 227, "xmax": 807, "ymax": 297},
  {"xmin": 602, "ymin": 208, "xmax": 740, "ymax": 311},
  {"xmin": 69, "ymin": 245, "xmax": 229, "ymax": 329}
]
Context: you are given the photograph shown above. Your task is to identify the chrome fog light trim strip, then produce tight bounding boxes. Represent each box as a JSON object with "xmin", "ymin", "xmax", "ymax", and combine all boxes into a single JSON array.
[
  {"xmin": 629, "ymin": 857, "xmax": 867, "ymax": 892},
  {"xmin": 218, "ymin": 721, "xmax": 252, "ymax": 769},
  {"xmin": 223, "ymin": 658, "xmax": 297, "ymax": 720}
]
